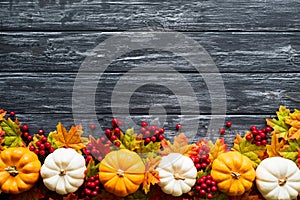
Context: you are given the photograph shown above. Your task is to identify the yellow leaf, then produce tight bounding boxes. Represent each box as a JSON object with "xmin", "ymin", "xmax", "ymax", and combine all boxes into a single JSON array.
[
  {"xmin": 51, "ymin": 122, "xmax": 85, "ymax": 151},
  {"xmin": 209, "ymin": 138, "xmax": 227, "ymax": 162},
  {"xmin": 0, "ymin": 110, "xmax": 6, "ymax": 121},
  {"xmin": 142, "ymin": 155, "xmax": 161, "ymax": 194},
  {"xmin": 266, "ymin": 133, "xmax": 285, "ymax": 157},
  {"xmin": 160, "ymin": 133, "xmax": 191, "ymax": 155},
  {"xmin": 286, "ymin": 109, "xmax": 300, "ymax": 139}
]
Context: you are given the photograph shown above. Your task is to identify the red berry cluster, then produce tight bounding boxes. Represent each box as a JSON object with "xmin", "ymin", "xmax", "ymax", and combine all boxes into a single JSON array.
[
  {"xmin": 139, "ymin": 121, "xmax": 165, "ymax": 144},
  {"xmin": 105, "ymin": 118, "xmax": 122, "ymax": 147},
  {"xmin": 246, "ymin": 125, "xmax": 272, "ymax": 146},
  {"xmin": 21, "ymin": 124, "xmax": 33, "ymax": 143},
  {"xmin": 29, "ymin": 131, "xmax": 55, "ymax": 156},
  {"xmin": 194, "ymin": 175, "xmax": 218, "ymax": 199},
  {"xmin": 81, "ymin": 174, "xmax": 101, "ymax": 200},
  {"xmin": 190, "ymin": 145, "xmax": 211, "ymax": 171}
]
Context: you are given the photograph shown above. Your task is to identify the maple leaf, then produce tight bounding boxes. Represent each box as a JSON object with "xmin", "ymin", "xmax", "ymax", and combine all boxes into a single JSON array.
[
  {"xmin": 232, "ymin": 133, "xmax": 266, "ymax": 168},
  {"xmin": 0, "ymin": 118, "xmax": 25, "ymax": 148},
  {"xmin": 139, "ymin": 141, "xmax": 161, "ymax": 154},
  {"xmin": 50, "ymin": 122, "xmax": 85, "ymax": 151},
  {"xmin": 86, "ymin": 135, "xmax": 112, "ymax": 161},
  {"xmin": 285, "ymin": 108, "xmax": 300, "ymax": 139},
  {"xmin": 142, "ymin": 155, "xmax": 161, "ymax": 194},
  {"xmin": 209, "ymin": 138, "xmax": 227, "ymax": 162},
  {"xmin": 266, "ymin": 106, "xmax": 290, "ymax": 139},
  {"xmin": 120, "ymin": 128, "xmax": 142, "ymax": 152},
  {"xmin": 279, "ymin": 139, "xmax": 300, "ymax": 162},
  {"xmin": 0, "ymin": 110, "xmax": 6, "ymax": 121},
  {"xmin": 266, "ymin": 133, "xmax": 286, "ymax": 157},
  {"xmin": 160, "ymin": 133, "xmax": 191, "ymax": 155}
]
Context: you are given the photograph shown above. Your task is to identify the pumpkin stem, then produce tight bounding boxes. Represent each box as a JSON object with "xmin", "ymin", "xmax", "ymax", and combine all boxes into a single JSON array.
[
  {"xmin": 231, "ymin": 171, "xmax": 240, "ymax": 180},
  {"xmin": 5, "ymin": 166, "xmax": 18, "ymax": 177},
  {"xmin": 59, "ymin": 169, "xmax": 66, "ymax": 176},
  {"xmin": 174, "ymin": 173, "xmax": 185, "ymax": 181},
  {"xmin": 278, "ymin": 177, "xmax": 287, "ymax": 186},
  {"xmin": 117, "ymin": 169, "xmax": 125, "ymax": 177}
]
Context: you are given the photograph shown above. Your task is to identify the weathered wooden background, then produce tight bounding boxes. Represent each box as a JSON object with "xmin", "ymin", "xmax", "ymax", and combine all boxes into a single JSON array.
[{"xmin": 0, "ymin": 0, "xmax": 299, "ymax": 144}]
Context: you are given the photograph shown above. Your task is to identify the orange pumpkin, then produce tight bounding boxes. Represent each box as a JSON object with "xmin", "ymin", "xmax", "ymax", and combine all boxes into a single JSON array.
[
  {"xmin": 211, "ymin": 151, "xmax": 255, "ymax": 196},
  {"xmin": 99, "ymin": 149, "xmax": 145, "ymax": 197},
  {"xmin": 0, "ymin": 147, "xmax": 41, "ymax": 194}
]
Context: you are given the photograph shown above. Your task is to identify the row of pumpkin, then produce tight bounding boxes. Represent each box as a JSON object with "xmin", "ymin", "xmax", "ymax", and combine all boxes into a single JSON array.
[{"xmin": 1, "ymin": 146, "xmax": 300, "ymax": 200}]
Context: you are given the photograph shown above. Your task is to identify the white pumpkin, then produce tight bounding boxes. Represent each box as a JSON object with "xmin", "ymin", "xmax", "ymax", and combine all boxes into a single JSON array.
[
  {"xmin": 40, "ymin": 148, "xmax": 86, "ymax": 195},
  {"xmin": 156, "ymin": 153, "xmax": 197, "ymax": 196},
  {"xmin": 256, "ymin": 157, "xmax": 300, "ymax": 200}
]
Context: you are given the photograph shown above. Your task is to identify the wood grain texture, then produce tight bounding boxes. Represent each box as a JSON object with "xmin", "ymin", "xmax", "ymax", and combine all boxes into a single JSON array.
[
  {"xmin": 0, "ymin": 0, "xmax": 299, "ymax": 31},
  {"xmin": 0, "ymin": 32, "xmax": 299, "ymax": 72},
  {"xmin": 0, "ymin": 72, "xmax": 299, "ymax": 114}
]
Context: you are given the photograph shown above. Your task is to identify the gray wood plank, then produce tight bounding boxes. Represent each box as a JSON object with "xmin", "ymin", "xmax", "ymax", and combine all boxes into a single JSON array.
[
  {"xmin": 0, "ymin": 72, "xmax": 299, "ymax": 114},
  {"xmin": 11, "ymin": 113, "xmax": 274, "ymax": 145},
  {"xmin": 0, "ymin": 32, "xmax": 299, "ymax": 72},
  {"xmin": 0, "ymin": 0, "xmax": 299, "ymax": 31}
]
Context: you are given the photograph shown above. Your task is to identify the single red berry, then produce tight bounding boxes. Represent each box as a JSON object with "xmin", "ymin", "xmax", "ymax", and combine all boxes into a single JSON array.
[
  {"xmin": 154, "ymin": 130, "xmax": 160, "ymax": 135},
  {"xmin": 159, "ymin": 128, "xmax": 165, "ymax": 134},
  {"xmin": 176, "ymin": 124, "xmax": 182, "ymax": 130},
  {"xmin": 219, "ymin": 128, "xmax": 225, "ymax": 135},
  {"xmin": 27, "ymin": 135, "xmax": 33, "ymax": 141},
  {"xmin": 250, "ymin": 125, "xmax": 257, "ymax": 131},
  {"xmin": 158, "ymin": 134, "xmax": 164, "ymax": 141},
  {"xmin": 255, "ymin": 141, "xmax": 261, "ymax": 146},
  {"xmin": 252, "ymin": 129, "xmax": 258, "ymax": 135},
  {"xmin": 39, "ymin": 144, "xmax": 45, "ymax": 150},
  {"xmin": 85, "ymin": 188, "xmax": 92, "ymax": 195},
  {"xmin": 111, "ymin": 118, "xmax": 118, "ymax": 127},
  {"xmin": 105, "ymin": 128, "xmax": 111, "ymax": 136},
  {"xmin": 144, "ymin": 138, "xmax": 151, "ymax": 143},
  {"xmin": 89, "ymin": 182, "xmax": 96, "ymax": 188},
  {"xmin": 23, "ymin": 131, "xmax": 29, "ymax": 138},
  {"xmin": 148, "ymin": 126, "xmax": 155, "ymax": 132},
  {"xmin": 106, "ymin": 140, "xmax": 112, "ymax": 145},
  {"xmin": 95, "ymin": 174, "xmax": 99, "ymax": 179},
  {"xmin": 36, "ymin": 140, "xmax": 42, "ymax": 147},
  {"xmin": 97, "ymin": 156, "xmax": 103, "ymax": 161},
  {"xmin": 86, "ymin": 155, "xmax": 93, "ymax": 162},
  {"xmin": 201, "ymin": 183, "xmax": 207, "ymax": 189},
  {"xmin": 41, "ymin": 136, "xmax": 48, "ymax": 143},
  {"xmin": 110, "ymin": 135, "xmax": 117, "ymax": 141},
  {"xmin": 38, "ymin": 129, "xmax": 44, "ymax": 135},
  {"xmin": 22, "ymin": 124, "xmax": 29, "ymax": 131},
  {"xmin": 211, "ymin": 185, "xmax": 218, "ymax": 192},
  {"xmin": 89, "ymin": 124, "xmax": 96, "ymax": 130},
  {"xmin": 34, "ymin": 148, "xmax": 39, "ymax": 155},
  {"xmin": 100, "ymin": 136, "xmax": 106, "ymax": 142},
  {"xmin": 226, "ymin": 121, "xmax": 232, "ymax": 128},
  {"xmin": 115, "ymin": 141, "xmax": 121, "ymax": 147},
  {"xmin": 114, "ymin": 127, "xmax": 121, "ymax": 136},
  {"xmin": 207, "ymin": 193, "xmax": 213, "ymax": 199},
  {"xmin": 199, "ymin": 189, "xmax": 206, "ymax": 196},
  {"xmin": 246, "ymin": 135, "xmax": 252, "ymax": 141},
  {"xmin": 140, "ymin": 127, "xmax": 146, "ymax": 133},
  {"xmin": 29, "ymin": 145, "xmax": 35, "ymax": 151},
  {"xmin": 91, "ymin": 191, "xmax": 98, "ymax": 197},
  {"xmin": 206, "ymin": 179, "xmax": 212, "ymax": 185},
  {"xmin": 49, "ymin": 147, "xmax": 55, "ymax": 153},
  {"xmin": 45, "ymin": 142, "xmax": 51, "ymax": 149},
  {"xmin": 195, "ymin": 185, "xmax": 201, "ymax": 191},
  {"xmin": 265, "ymin": 126, "xmax": 272, "ymax": 132},
  {"xmin": 195, "ymin": 163, "xmax": 201, "ymax": 169},
  {"xmin": 255, "ymin": 135, "xmax": 262, "ymax": 141},
  {"xmin": 193, "ymin": 157, "xmax": 200, "ymax": 163},
  {"xmin": 206, "ymin": 175, "xmax": 212, "ymax": 180},
  {"xmin": 206, "ymin": 158, "xmax": 211, "ymax": 164},
  {"xmin": 117, "ymin": 120, "xmax": 122, "ymax": 127},
  {"xmin": 201, "ymin": 163, "xmax": 208, "ymax": 169},
  {"xmin": 261, "ymin": 139, "xmax": 268, "ymax": 145},
  {"xmin": 211, "ymin": 180, "xmax": 216, "ymax": 186},
  {"xmin": 145, "ymin": 131, "xmax": 151, "ymax": 137},
  {"xmin": 95, "ymin": 186, "xmax": 100, "ymax": 191},
  {"xmin": 151, "ymin": 136, "xmax": 156, "ymax": 142},
  {"xmin": 94, "ymin": 179, "xmax": 100, "ymax": 185},
  {"xmin": 141, "ymin": 121, "xmax": 148, "ymax": 127},
  {"xmin": 257, "ymin": 129, "xmax": 263, "ymax": 134},
  {"xmin": 260, "ymin": 132, "xmax": 266, "ymax": 138},
  {"xmin": 9, "ymin": 111, "xmax": 15, "ymax": 117},
  {"xmin": 39, "ymin": 150, "xmax": 46, "ymax": 156}
]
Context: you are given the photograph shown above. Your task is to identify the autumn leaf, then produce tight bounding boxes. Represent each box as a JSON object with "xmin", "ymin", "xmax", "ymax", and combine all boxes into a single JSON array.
[
  {"xmin": 63, "ymin": 193, "xmax": 78, "ymax": 200},
  {"xmin": 142, "ymin": 155, "xmax": 161, "ymax": 194},
  {"xmin": 209, "ymin": 138, "xmax": 227, "ymax": 162},
  {"xmin": 0, "ymin": 118, "xmax": 25, "ymax": 148},
  {"xmin": 86, "ymin": 135, "xmax": 111, "ymax": 161},
  {"xmin": 86, "ymin": 159, "xmax": 100, "ymax": 179},
  {"xmin": 0, "ymin": 110, "xmax": 6, "ymax": 121},
  {"xmin": 160, "ymin": 133, "xmax": 191, "ymax": 155},
  {"xmin": 232, "ymin": 133, "xmax": 266, "ymax": 168},
  {"xmin": 266, "ymin": 133, "xmax": 285, "ymax": 157},
  {"xmin": 279, "ymin": 139, "xmax": 300, "ymax": 162},
  {"xmin": 120, "ymin": 128, "xmax": 142, "ymax": 152},
  {"xmin": 266, "ymin": 106, "xmax": 290, "ymax": 139},
  {"xmin": 285, "ymin": 109, "xmax": 300, "ymax": 139},
  {"xmin": 50, "ymin": 122, "xmax": 85, "ymax": 151}
]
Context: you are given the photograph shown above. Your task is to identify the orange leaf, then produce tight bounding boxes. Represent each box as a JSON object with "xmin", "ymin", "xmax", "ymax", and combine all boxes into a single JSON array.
[
  {"xmin": 0, "ymin": 110, "xmax": 6, "ymax": 121},
  {"xmin": 266, "ymin": 133, "xmax": 285, "ymax": 157},
  {"xmin": 143, "ymin": 155, "xmax": 161, "ymax": 194},
  {"xmin": 160, "ymin": 133, "xmax": 190, "ymax": 155},
  {"xmin": 209, "ymin": 138, "xmax": 227, "ymax": 162},
  {"xmin": 51, "ymin": 122, "xmax": 85, "ymax": 150}
]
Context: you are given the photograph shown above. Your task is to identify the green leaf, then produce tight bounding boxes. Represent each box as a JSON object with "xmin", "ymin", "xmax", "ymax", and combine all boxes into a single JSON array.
[
  {"xmin": 86, "ymin": 159, "xmax": 99, "ymax": 179},
  {"xmin": 280, "ymin": 139, "xmax": 300, "ymax": 162},
  {"xmin": 139, "ymin": 141, "xmax": 161, "ymax": 154},
  {"xmin": 120, "ymin": 128, "xmax": 140, "ymax": 151},
  {"xmin": 266, "ymin": 106, "xmax": 290, "ymax": 139},
  {"xmin": 232, "ymin": 134, "xmax": 265, "ymax": 168},
  {"xmin": 0, "ymin": 118, "xmax": 24, "ymax": 148}
]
